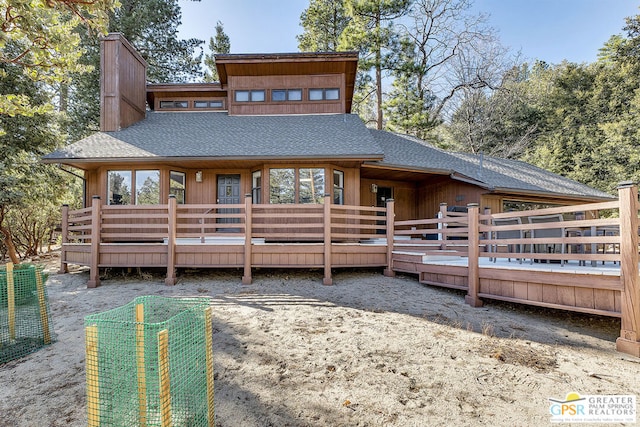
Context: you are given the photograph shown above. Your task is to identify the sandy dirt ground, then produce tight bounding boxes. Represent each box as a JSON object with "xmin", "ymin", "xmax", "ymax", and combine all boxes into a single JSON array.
[{"xmin": 1, "ymin": 254, "xmax": 639, "ymax": 427}]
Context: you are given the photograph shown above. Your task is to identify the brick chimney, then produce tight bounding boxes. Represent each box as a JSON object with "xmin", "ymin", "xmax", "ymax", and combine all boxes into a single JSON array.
[{"xmin": 100, "ymin": 33, "xmax": 147, "ymax": 131}]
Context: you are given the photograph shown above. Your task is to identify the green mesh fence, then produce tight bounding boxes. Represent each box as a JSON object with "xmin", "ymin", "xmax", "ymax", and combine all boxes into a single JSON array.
[
  {"xmin": 0, "ymin": 263, "xmax": 54, "ymax": 364},
  {"xmin": 84, "ymin": 296, "xmax": 214, "ymax": 427}
]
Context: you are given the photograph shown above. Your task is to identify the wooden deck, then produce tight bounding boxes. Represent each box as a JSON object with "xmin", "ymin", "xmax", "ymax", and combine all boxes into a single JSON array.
[
  {"xmin": 394, "ymin": 255, "xmax": 622, "ymax": 317},
  {"xmin": 60, "ymin": 194, "xmax": 393, "ymax": 287},
  {"xmin": 59, "ymin": 185, "xmax": 640, "ymax": 357}
]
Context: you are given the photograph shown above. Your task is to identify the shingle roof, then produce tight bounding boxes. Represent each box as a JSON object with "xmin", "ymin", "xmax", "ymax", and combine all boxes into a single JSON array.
[
  {"xmin": 370, "ymin": 131, "xmax": 613, "ymax": 199},
  {"xmin": 44, "ymin": 112, "xmax": 613, "ymax": 200},
  {"xmin": 44, "ymin": 112, "xmax": 383, "ymax": 161}
]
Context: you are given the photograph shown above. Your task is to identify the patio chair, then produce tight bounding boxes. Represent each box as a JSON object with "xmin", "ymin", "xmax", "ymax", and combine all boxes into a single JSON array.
[
  {"xmin": 491, "ymin": 217, "xmax": 524, "ymax": 263},
  {"xmin": 528, "ymin": 214, "xmax": 565, "ymax": 265}
]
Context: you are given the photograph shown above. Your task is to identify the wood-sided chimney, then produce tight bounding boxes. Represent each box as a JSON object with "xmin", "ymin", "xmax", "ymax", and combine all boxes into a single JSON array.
[{"xmin": 100, "ymin": 33, "xmax": 147, "ymax": 131}]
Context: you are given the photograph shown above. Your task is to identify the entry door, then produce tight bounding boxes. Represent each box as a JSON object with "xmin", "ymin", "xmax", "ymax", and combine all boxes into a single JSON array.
[
  {"xmin": 375, "ymin": 187, "xmax": 393, "ymax": 208},
  {"xmin": 217, "ymin": 175, "xmax": 241, "ymax": 232}
]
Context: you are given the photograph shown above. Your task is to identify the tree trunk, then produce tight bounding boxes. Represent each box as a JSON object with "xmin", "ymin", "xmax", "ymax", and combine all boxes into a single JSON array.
[
  {"xmin": 375, "ymin": 11, "xmax": 383, "ymax": 130},
  {"xmin": 376, "ymin": 61, "xmax": 382, "ymax": 130},
  {"xmin": 0, "ymin": 226, "xmax": 20, "ymax": 264}
]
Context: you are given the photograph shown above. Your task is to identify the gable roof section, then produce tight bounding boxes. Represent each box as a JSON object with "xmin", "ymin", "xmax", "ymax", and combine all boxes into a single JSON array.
[
  {"xmin": 368, "ymin": 130, "xmax": 613, "ymax": 200},
  {"xmin": 44, "ymin": 112, "xmax": 383, "ymax": 162}
]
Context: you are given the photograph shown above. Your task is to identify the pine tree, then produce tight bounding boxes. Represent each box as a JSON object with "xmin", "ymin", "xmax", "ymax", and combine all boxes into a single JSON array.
[
  {"xmin": 298, "ymin": 0, "xmax": 350, "ymax": 52},
  {"xmin": 65, "ymin": 0, "xmax": 205, "ymax": 141},
  {"xmin": 203, "ymin": 21, "xmax": 231, "ymax": 83},
  {"xmin": 339, "ymin": 0, "xmax": 411, "ymax": 129},
  {"xmin": 0, "ymin": 0, "xmax": 114, "ymax": 122},
  {"xmin": 1, "ymin": 42, "xmax": 67, "ymax": 262}
]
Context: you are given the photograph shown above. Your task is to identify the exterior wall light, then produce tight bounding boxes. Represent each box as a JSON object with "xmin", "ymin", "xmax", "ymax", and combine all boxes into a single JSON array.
[{"xmin": 195, "ymin": 171, "xmax": 203, "ymax": 182}]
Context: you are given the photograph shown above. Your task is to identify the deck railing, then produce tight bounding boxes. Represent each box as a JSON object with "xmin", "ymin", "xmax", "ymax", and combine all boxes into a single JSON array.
[
  {"xmin": 101, "ymin": 204, "xmax": 170, "ymax": 242},
  {"xmin": 60, "ymin": 194, "xmax": 392, "ymax": 286},
  {"xmin": 175, "ymin": 204, "xmax": 246, "ymax": 240},
  {"xmin": 480, "ymin": 200, "xmax": 622, "ymax": 266},
  {"xmin": 59, "ymin": 186, "xmax": 640, "ymax": 357}
]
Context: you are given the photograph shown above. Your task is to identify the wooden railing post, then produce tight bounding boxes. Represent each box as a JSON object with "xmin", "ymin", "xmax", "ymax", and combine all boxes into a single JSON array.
[
  {"xmin": 59, "ymin": 204, "xmax": 69, "ymax": 274},
  {"xmin": 323, "ymin": 194, "xmax": 333, "ymax": 285},
  {"xmin": 439, "ymin": 202, "xmax": 448, "ymax": 250},
  {"xmin": 242, "ymin": 194, "xmax": 253, "ymax": 285},
  {"xmin": 483, "ymin": 207, "xmax": 491, "ymax": 254},
  {"xmin": 465, "ymin": 203, "xmax": 483, "ymax": 307},
  {"xmin": 165, "ymin": 196, "xmax": 177, "ymax": 286},
  {"xmin": 87, "ymin": 196, "xmax": 101, "ymax": 288},
  {"xmin": 384, "ymin": 198, "xmax": 395, "ymax": 277},
  {"xmin": 616, "ymin": 182, "xmax": 640, "ymax": 356}
]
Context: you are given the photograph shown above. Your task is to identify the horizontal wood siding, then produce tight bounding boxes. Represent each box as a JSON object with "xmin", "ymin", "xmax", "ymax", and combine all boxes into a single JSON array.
[
  {"xmin": 64, "ymin": 244, "xmax": 91, "ymax": 265},
  {"xmin": 98, "ymin": 244, "xmax": 167, "ymax": 267},
  {"xmin": 175, "ymin": 245, "xmax": 244, "ymax": 267},
  {"xmin": 331, "ymin": 244, "xmax": 387, "ymax": 267},
  {"xmin": 414, "ymin": 264, "xmax": 469, "ymax": 291},
  {"xmin": 252, "ymin": 244, "xmax": 324, "ymax": 267},
  {"xmin": 476, "ymin": 268, "xmax": 621, "ymax": 315}
]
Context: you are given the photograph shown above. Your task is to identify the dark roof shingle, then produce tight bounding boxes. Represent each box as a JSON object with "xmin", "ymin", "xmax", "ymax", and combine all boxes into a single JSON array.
[
  {"xmin": 44, "ymin": 112, "xmax": 383, "ymax": 161},
  {"xmin": 370, "ymin": 130, "xmax": 613, "ymax": 199},
  {"xmin": 44, "ymin": 112, "xmax": 613, "ymax": 200}
]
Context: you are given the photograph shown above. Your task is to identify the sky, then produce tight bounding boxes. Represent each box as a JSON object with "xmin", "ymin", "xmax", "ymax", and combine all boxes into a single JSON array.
[{"xmin": 178, "ymin": 0, "xmax": 639, "ymax": 64}]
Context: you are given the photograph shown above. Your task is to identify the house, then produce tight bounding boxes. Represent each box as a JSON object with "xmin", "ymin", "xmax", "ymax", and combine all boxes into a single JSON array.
[
  {"xmin": 44, "ymin": 34, "xmax": 640, "ymax": 357},
  {"xmin": 45, "ymin": 33, "xmax": 611, "ymax": 219}
]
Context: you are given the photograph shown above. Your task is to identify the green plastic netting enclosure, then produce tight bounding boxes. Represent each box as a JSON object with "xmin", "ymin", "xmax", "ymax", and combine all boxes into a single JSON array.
[
  {"xmin": 1, "ymin": 263, "xmax": 54, "ymax": 364},
  {"xmin": 84, "ymin": 296, "xmax": 214, "ymax": 427}
]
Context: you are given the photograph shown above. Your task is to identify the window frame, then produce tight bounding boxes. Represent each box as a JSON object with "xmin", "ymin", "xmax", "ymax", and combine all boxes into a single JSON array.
[
  {"xmin": 252, "ymin": 170, "xmax": 262, "ymax": 204},
  {"xmin": 193, "ymin": 100, "xmax": 224, "ymax": 109},
  {"xmin": 268, "ymin": 167, "xmax": 332, "ymax": 204},
  {"xmin": 333, "ymin": 170, "xmax": 344, "ymax": 205},
  {"xmin": 107, "ymin": 169, "xmax": 170, "ymax": 206},
  {"xmin": 159, "ymin": 100, "xmax": 189, "ymax": 109},
  {"xmin": 107, "ymin": 170, "xmax": 133, "ymax": 205},
  {"xmin": 169, "ymin": 170, "xmax": 186, "ymax": 204},
  {"xmin": 269, "ymin": 168, "xmax": 296, "ymax": 204},
  {"xmin": 271, "ymin": 89, "xmax": 303, "ymax": 102},
  {"xmin": 235, "ymin": 89, "xmax": 266, "ymax": 103},
  {"xmin": 308, "ymin": 88, "xmax": 341, "ymax": 101},
  {"xmin": 134, "ymin": 170, "xmax": 161, "ymax": 205}
]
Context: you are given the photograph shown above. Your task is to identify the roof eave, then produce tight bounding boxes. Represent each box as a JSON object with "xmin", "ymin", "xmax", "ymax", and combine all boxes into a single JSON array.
[
  {"xmin": 43, "ymin": 153, "xmax": 384, "ymax": 165},
  {"xmin": 362, "ymin": 162, "xmax": 452, "ymax": 175},
  {"xmin": 489, "ymin": 186, "xmax": 616, "ymax": 202}
]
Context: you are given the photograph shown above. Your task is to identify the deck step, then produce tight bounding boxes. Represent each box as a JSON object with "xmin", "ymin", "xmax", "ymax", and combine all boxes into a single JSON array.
[{"xmin": 393, "ymin": 250, "xmax": 462, "ymax": 263}]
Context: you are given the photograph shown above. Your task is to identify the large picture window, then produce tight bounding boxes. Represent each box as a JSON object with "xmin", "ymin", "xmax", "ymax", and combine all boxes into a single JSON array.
[
  {"xmin": 135, "ymin": 170, "xmax": 160, "ymax": 205},
  {"xmin": 269, "ymin": 168, "xmax": 327, "ymax": 204},
  {"xmin": 107, "ymin": 170, "xmax": 161, "ymax": 205},
  {"xmin": 269, "ymin": 168, "xmax": 295, "ymax": 204},
  {"xmin": 299, "ymin": 168, "xmax": 325, "ymax": 204},
  {"xmin": 107, "ymin": 171, "xmax": 132, "ymax": 205}
]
